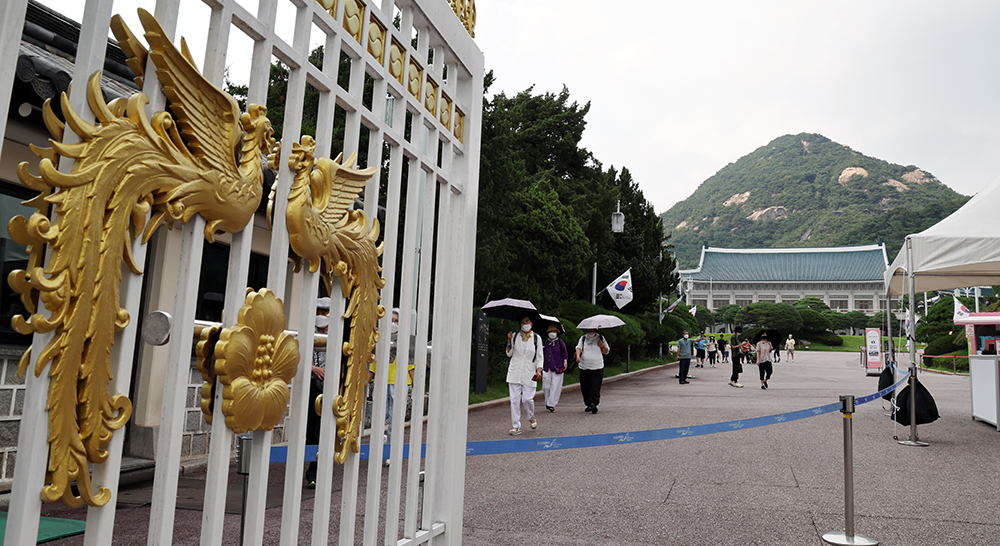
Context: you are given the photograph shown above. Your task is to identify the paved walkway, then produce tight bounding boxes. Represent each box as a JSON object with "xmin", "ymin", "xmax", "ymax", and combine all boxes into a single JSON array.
[
  {"xmin": 462, "ymin": 351, "xmax": 999, "ymax": 545},
  {"xmin": 26, "ymin": 351, "xmax": 1000, "ymax": 545}
]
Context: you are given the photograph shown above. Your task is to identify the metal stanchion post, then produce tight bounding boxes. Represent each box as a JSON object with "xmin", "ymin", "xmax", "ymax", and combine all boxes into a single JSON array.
[
  {"xmin": 236, "ymin": 433, "xmax": 252, "ymax": 544},
  {"xmin": 823, "ymin": 395, "xmax": 878, "ymax": 546},
  {"xmin": 898, "ymin": 366, "xmax": 929, "ymax": 447}
]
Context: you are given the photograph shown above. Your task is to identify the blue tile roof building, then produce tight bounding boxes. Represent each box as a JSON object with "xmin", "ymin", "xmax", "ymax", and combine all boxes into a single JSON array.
[{"xmin": 678, "ymin": 244, "xmax": 889, "ymax": 314}]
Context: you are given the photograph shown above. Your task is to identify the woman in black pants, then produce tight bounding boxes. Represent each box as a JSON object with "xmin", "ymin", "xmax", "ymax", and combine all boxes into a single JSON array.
[{"xmin": 729, "ymin": 338, "xmax": 744, "ymax": 388}]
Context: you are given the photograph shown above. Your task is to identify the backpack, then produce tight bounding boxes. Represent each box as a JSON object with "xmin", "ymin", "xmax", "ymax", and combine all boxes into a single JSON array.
[
  {"xmin": 893, "ymin": 379, "xmax": 940, "ymax": 426},
  {"xmin": 877, "ymin": 366, "xmax": 895, "ymax": 401}
]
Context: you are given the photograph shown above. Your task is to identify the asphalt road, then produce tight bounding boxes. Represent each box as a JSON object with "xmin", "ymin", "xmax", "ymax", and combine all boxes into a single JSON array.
[{"xmin": 462, "ymin": 351, "xmax": 1000, "ymax": 545}]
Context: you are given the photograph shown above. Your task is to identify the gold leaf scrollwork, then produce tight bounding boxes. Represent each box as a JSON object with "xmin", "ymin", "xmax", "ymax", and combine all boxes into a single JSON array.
[
  {"xmin": 8, "ymin": 9, "xmax": 275, "ymax": 507},
  {"xmin": 283, "ymin": 136, "xmax": 385, "ymax": 463},
  {"xmin": 450, "ymin": 0, "xmax": 476, "ymax": 38},
  {"xmin": 196, "ymin": 325, "xmax": 222, "ymax": 424},
  {"xmin": 213, "ymin": 289, "xmax": 300, "ymax": 434}
]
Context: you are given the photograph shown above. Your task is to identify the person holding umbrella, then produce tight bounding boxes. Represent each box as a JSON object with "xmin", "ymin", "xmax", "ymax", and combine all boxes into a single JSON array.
[
  {"xmin": 540, "ymin": 316, "xmax": 568, "ymax": 412},
  {"xmin": 575, "ymin": 315, "xmax": 618, "ymax": 413},
  {"xmin": 506, "ymin": 313, "xmax": 544, "ymax": 434}
]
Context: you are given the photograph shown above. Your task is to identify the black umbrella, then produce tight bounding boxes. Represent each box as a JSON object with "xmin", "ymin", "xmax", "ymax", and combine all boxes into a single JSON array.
[
  {"xmin": 481, "ymin": 298, "xmax": 539, "ymax": 322},
  {"xmin": 752, "ymin": 329, "xmax": 780, "ymax": 344}
]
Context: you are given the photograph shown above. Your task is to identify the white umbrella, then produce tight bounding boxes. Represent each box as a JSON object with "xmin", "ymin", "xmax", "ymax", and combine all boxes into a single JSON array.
[
  {"xmin": 481, "ymin": 298, "xmax": 538, "ymax": 322},
  {"xmin": 537, "ymin": 313, "xmax": 564, "ymax": 332},
  {"xmin": 577, "ymin": 314, "xmax": 625, "ymax": 330}
]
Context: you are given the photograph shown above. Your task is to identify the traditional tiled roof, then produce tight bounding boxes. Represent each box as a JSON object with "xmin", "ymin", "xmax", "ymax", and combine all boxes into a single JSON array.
[{"xmin": 679, "ymin": 245, "xmax": 888, "ymax": 282}]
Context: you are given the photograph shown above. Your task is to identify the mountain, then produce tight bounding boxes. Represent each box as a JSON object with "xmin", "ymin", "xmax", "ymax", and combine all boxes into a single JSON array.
[{"xmin": 661, "ymin": 133, "xmax": 970, "ymax": 269}]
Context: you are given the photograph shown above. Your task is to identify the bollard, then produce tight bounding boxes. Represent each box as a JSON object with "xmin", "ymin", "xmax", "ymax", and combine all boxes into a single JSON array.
[
  {"xmin": 898, "ymin": 366, "xmax": 929, "ymax": 447},
  {"xmin": 822, "ymin": 395, "xmax": 878, "ymax": 546},
  {"xmin": 237, "ymin": 433, "xmax": 252, "ymax": 545}
]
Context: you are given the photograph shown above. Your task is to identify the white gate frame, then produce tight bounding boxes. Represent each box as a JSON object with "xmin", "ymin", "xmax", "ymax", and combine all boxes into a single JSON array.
[{"xmin": 0, "ymin": 0, "xmax": 482, "ymax": 544}]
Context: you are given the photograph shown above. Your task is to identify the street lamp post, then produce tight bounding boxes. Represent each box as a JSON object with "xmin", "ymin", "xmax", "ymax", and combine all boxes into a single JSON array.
[{"xmin": 592, "ymin": 201, "xmax": 625, "ymax": 304}]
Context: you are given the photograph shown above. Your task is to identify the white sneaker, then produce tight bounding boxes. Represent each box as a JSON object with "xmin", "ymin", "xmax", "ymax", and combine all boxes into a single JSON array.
[{"xmin": 734, "ymin": 382, "xmax": 743, "ymax": 388}]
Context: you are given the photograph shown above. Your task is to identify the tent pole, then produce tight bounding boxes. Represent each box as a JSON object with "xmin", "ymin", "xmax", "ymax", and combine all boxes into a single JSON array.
[{"xmin": 900, "ymin": 237, "xmax": 928, "ymax": 447}]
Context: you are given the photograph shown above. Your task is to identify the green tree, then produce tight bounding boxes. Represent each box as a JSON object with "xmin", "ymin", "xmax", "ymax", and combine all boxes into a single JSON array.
[
  {"xmin": 799, "ymin": 308, "xmax": 831, "ymax": 333},
  {"xmin": 794, "ymin": 297, "xmax": 831, "ymax": 314},
  {"xmin": 916, "ymin": 296, "xmax": 973, "ymax": 343},
  {"xmin": 845, "ymin": 310, "xmax": 869, "ymax": 335},
  {"xmin": 474, "ymin": 76, "xmax": 676, "ymax": 311},
  {"xmin": 736, "ymin": 302, "xmax": 802, "ymax": 332},
  {"xmin": 823, "ymin": 310, "xmax": 851, "ymax": 332},
  {"xmin": 715, "ymin": 304, "xmax": 741, "ymax": 331}
]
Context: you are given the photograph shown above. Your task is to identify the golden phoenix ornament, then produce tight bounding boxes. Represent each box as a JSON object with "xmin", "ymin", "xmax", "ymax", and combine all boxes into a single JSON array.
[{"xmin": 283, "ymin": 136, "xmax": 384, "ymax": 464}]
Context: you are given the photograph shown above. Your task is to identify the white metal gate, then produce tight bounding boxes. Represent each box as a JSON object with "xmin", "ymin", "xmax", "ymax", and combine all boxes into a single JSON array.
[{"xmin": 0, "ymin": 0, "xmax": 482, "ymax": 543}]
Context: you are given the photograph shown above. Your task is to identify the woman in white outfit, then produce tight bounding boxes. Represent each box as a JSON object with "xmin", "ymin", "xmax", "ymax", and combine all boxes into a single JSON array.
[{"xmin": 506, "ymin": 315, "xmax": 544, "ymax": 435}]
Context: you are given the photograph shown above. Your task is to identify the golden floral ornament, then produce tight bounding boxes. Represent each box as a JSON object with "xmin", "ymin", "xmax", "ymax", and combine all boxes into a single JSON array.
[{"xmin": 213, "ymin": 289, "xmax": 300, "ymax": 434}]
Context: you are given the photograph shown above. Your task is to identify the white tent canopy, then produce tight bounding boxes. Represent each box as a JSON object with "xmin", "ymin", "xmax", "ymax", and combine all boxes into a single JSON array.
[{"xmin": 885, "ymin": 173, "xmax": 1000, "ymax": 297}]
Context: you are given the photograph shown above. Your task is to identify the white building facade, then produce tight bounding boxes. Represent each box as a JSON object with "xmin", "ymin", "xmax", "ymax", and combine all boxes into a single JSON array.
[{"xmin": 679, "ymin": 244, "xmax": 890, "ymax": 314}]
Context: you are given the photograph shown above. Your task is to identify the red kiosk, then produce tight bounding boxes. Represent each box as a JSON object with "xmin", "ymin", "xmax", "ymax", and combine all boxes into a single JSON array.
[{"xmin": 954, "ymin": 312, "xmax": 1000, "ymax": 430}]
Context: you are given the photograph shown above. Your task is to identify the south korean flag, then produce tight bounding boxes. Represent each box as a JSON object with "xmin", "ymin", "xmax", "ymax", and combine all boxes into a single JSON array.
[{"xmin": 606, "ymin": 268, "xmax": 633, "ymax": 309}]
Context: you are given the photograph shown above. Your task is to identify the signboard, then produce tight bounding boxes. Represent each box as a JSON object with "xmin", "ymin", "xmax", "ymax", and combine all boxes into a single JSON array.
[
  {"xmin": 865, "ymin": 327, "xmax": 883, "ymax": 372},
  {"xmin": 475, "ymin": 310, "xmax": 490, "ymax": 394}
]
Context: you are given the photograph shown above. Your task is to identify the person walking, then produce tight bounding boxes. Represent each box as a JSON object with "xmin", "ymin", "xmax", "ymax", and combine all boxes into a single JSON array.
[
  {"xmin": 506, "ymin": 314, "xmax": 543, "ymax": 435},
  {"xmin": 756, "ymin": 333, "xmax": 774, "ymax": 390},
  {"xmin": 368, "ymin": 309, "xmax": 415, "ymax": 465},
  {"xmin": 305, "ymin": 297, "xmax": 331, "ymax": 488},
  {"xmin": 695, "ymin": 334, "xmax": 707, "ymax": 368},
  {"xmin": 542, "ymin": 324, "xmax": 568, "ymax": 412},
  {"xmin": 785, "ymin": 334, "xmax": 796, "ymax": 362},
  {"xmin": 729, "ymin": 336, "xmax": 744, "ymax": 388},
  {"xmin": 706, "ymin": 336, "xmax": 718, "ymax": 368},
  {"xmin": 677, "ymin": 330, "xmax": 694, "ymax": 384},
  {"xmin": 575, "ymin": 328, "xmax": 610, "ymax": 413},
  {"xmin": 773, "ymin": 339, "xmax": 781, "ymax": 363},
  {"xmin": 719, "ymin": 337, "xmax": 729, "ymax": 363}
]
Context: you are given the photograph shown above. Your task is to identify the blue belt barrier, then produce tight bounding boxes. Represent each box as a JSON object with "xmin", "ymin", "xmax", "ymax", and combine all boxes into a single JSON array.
[{"xmin": 270, "ymin": 371, "xmax": 910, "ymax": 463}]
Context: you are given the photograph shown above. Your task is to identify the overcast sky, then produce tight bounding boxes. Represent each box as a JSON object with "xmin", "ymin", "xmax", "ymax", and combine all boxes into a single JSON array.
[
  {"xmin": 39, "ymin": 0, "xmax": 1000, "ymax": 214},
  {"xmin": 474, "ymin": 0, "xmax": 1000, "ymax": 212}
]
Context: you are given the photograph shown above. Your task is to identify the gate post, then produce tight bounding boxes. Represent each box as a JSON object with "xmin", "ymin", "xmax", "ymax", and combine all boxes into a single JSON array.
[{"xmin": 822, "ymin": 395, "xmax": 878, "ymax": 546}]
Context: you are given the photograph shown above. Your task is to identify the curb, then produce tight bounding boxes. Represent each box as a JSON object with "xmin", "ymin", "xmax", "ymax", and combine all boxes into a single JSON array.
[{"xmin": 468, "ymin": 361, "xmax": 678, "ymax": 413}]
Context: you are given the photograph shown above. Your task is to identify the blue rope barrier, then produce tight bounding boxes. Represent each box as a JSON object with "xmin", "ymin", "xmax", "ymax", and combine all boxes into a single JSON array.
[{"xmin": 270, "ymin": 370, "xmax": 913, "ymax": 463}]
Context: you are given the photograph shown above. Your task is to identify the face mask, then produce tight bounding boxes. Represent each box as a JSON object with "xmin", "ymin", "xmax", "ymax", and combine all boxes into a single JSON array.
[
  {"xmin": 521, "ymin": 324, "xmax": 532, "ymax": 332},
  {"xmin": 390, "ymin": 322, "xmax": 399, "ymax": 334},
  {"xmin": 548, "ymin": 332, "xmax": 558, "ymax": 340},
  {"xmin": 683, "ymin": 334, "xmax": 689, "ymax": 339},
  {"xmin": 315, "ymin": 315, "xmax": 330, "ymax": 329},
  {"xmin": 587, "ymin": 332, "xmax": 598, "ymax": 340}
]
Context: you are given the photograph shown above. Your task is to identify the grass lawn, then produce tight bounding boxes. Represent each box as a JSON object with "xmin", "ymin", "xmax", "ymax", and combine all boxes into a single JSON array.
[
  {"xmin": 800, "ymin": 335, "xmax": 926, "ymax": 353},
  {"xmin": 469, "ymin": 356, "xmax": 675, "ymax": 405}
]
